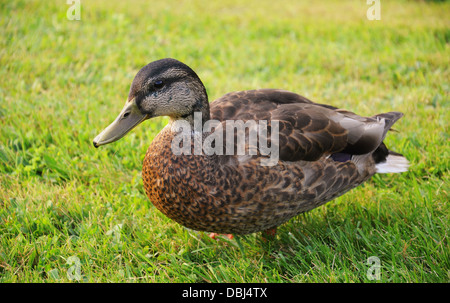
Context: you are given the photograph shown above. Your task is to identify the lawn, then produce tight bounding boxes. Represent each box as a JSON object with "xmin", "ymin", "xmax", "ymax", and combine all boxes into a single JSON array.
[{"xmin": 0, "ymin": 0, "xmax": 448, "ymax": 283}]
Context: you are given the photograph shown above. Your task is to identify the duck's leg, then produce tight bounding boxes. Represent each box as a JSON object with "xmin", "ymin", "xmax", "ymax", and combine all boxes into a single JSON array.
[{"xmin": 209, "ymin": 233, "xmax": 234, "ymax": 240}]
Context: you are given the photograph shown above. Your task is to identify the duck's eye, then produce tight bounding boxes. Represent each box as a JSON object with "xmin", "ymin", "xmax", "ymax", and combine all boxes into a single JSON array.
[{"xmin": 154, "ymin": 80, "xmax": 165, "ymax": 89}]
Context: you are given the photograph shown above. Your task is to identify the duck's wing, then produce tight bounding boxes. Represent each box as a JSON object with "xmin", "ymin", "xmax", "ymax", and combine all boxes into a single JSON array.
[{"xmin": 210, "ymin": 89, "xmax": 402, "ymax": 162}]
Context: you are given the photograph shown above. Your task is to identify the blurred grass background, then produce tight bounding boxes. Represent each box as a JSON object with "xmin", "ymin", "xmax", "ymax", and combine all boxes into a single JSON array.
[{"xmin": 0, "ymin": 0, "xmax": 448, "ymax": 282}]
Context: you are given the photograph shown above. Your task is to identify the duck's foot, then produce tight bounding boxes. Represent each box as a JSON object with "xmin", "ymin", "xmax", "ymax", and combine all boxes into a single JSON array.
[
  {"xmin": 209, "ymin": 233, "xmax": 234, "ymax": 240},
  {"xmin": 261, "ymin": 227, "xmax": 277, "ymax": 241}
]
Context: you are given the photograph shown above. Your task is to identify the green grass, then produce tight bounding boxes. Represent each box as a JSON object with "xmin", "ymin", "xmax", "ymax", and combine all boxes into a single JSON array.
[{"xmin": 0, "ymin": 0, "xmax": 449, "ymax": 282}]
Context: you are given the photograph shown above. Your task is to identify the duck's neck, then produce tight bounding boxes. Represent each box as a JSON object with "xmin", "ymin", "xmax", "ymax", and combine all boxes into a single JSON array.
[
  {"xmin": 175, "ymin": 102, "xmax": 210, "ymax": 126},
  {"xmin": 169, "ymin": 81, "xmax": 210, "ymax": 126}
]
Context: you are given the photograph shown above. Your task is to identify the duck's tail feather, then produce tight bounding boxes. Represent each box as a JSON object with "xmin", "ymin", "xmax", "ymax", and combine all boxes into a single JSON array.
[
  {"xmin": 370, "ymin": 112, "xmax": 409, "ymax": 174},
  {"xmin": 373, "ymin": 111, "xmax": 404, "ymax": 140},
  {"xmin": 375, "ymin": 152, "xmax": 409, "ymax": 173}
]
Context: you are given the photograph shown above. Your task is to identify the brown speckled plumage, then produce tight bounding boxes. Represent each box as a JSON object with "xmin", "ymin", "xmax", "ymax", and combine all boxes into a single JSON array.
[{"xmin": 94, "ymin": 58, "xmax": 408, "ymax": 235}]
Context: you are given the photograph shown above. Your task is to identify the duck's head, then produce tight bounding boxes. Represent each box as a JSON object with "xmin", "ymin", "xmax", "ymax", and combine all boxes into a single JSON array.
[{"xmin": 93, "ymin": 58, "xmax": 208, "ymax": 147}]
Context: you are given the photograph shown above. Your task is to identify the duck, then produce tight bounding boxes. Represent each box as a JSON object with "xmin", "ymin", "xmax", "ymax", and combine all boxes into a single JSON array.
[{"xmin": 93, "ymin": 58, "xmax": 409, "ymax": 236}]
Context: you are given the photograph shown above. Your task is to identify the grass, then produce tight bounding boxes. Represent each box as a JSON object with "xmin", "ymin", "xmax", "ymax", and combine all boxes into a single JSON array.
[{"xmin": 0, "ymin": 0, "xmax": 448, "ymax": 283}]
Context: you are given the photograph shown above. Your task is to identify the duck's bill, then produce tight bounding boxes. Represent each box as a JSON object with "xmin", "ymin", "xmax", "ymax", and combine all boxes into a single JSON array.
[{"xmin": 93, "ymin": 98, "xmax": 148, "ymax": 148}]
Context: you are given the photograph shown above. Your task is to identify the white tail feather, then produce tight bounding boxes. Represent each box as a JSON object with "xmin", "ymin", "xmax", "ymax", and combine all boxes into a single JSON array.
[{"xmin": 376, "ymin": 154, "xmax": 409, "ymax": 173}]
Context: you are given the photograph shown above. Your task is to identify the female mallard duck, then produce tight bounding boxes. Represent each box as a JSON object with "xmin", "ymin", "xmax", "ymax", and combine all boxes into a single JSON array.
[{"xmin": 93, "ymin": 58, "xmax": 408, "ymax": 236}]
